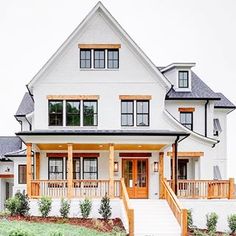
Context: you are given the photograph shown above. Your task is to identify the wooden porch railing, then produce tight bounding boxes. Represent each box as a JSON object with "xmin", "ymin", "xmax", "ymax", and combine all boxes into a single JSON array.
[
  {"xmin": 120, "ymin": 178, "xmax": 134, "ymax": 236},
  {"xmin": 161, "ymin": 178, "xmax": 187, "ymax": 236}
]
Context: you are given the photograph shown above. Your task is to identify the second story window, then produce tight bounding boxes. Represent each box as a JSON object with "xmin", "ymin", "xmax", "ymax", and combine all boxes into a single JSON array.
[
  {"xmin": 83, "ymin": 100, "xmax": 98, "ymax": 126},
  {"xmin": 66, "ymin": 101, "xmax": 80, "ymax": 126},
  {"xmin": 121, "ymin": 100, "xmax": 134, "ymax": 126},
  {"xmin": 178, "ymin": 71, "xmax": 189, "ymax": 88},
  {"xmin": 94, "ymin": 50, "xmax": 105, "ymax": 68},
  {"xmin": 80, "ymin": 49, "xmax": 91, "ymax": 68},
  {"xmin": 49, "ymin": 100, "xmax": 63, "ymax": 126},
  {"xmin": 136, "ymin": 101, "xmax": 149, "ymax": 126},
  {"xmin": 180, "ymin": 112, "xmax": 193, "ymax": 130},
  {"xmin": 108, "ymin": 49, "xmax": 119, "ymax": 69}
]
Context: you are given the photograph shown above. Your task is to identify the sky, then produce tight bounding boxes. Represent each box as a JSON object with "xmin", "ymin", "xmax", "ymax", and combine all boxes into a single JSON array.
[{"xmin": 0, "ymin": 0, "xmax": 235, "ymax": 177}]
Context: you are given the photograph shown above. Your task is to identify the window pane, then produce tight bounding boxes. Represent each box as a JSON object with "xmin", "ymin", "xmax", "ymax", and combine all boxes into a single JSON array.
[
  {"xmin": 108, "ymin": 49, "xmax": 119, "ymax": 69},
  {"xmin": 18, "ymin": 165, "xmax": 26, "ymax": 184},
  {"xmin": 83, "ymin": 158, "xmax": 98, "ymax": 180},
  {"xmin": 49, "ymin": 101, "xmax": 63, "ymax": 126},
  {"xmin": 179, "ymin": 71, "xmax": 189, "ymax": 88},
  {"xmin": 80, "ymin": 50, "xmax": 91, "ymax": 68},
  {"xmin": 83, "ymin": 101, "xmax": 98, "ymax": 126},
  {"xmin": 66, "ymin": 101, "xmax": 80, "ymax": 126},
  {"xmin": 49, "ymin": 158, "xmax": 63, "ymax": 180},
  {"xmin": 137, "ymin": 101, "xmax": 148, "ymax": 113}
]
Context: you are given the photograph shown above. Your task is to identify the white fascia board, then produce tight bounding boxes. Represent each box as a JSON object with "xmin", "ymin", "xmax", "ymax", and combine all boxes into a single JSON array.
[{"xmin": 161, "ymin": 63, "xmax": 196, "ymax": 73}]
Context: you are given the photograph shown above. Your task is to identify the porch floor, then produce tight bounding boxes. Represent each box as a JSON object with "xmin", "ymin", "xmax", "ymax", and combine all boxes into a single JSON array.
[{"xmin": 130, "ymin": 199, "xmax": 181, "ymax": 236}]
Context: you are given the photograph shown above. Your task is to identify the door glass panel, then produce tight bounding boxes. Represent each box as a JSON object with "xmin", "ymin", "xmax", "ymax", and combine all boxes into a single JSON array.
[
  {"xmin": 124, "ymin": 160, "xmax": 133, "ymax": 188},
  {"xmin": 137, "ymin": 160, "xmax": 147, "ymax": 187}
]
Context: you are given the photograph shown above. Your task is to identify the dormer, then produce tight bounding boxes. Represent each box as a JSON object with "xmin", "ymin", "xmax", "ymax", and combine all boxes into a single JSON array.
[{"xmin": 160, "ymin": 63, "xmax": 196, "ymax": 92}]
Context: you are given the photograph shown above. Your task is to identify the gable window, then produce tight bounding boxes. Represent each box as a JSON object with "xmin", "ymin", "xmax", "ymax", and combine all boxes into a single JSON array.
[
  {"xmin": 83, "ymin": 158, "xmax": 98, "ymax": 180},
  {"xmin": 136, "ymin": 101, "xmax": 149, "ymax": 126},
  {"xmin": 49, "ymin": 100, "xmax": 63, "ymax": 126},
  {"xmin": 83, "ymin": 100, "xmax": 98, "ymax": 126},
  {"xmin": 48, "ymin": 158, "xmax": 64, "ymax": 180},
  {"xmin": 121, "ymin": 100, "xmax": 134, "ymax": 126},
  {"xmin": 80, "ymin": 49, "xmax": 91, "ymax": 68},
  {"xmin": 18, "ymin": 165, "xmax": 26, "ymax": 184},
  {"xmin": 94, "ymin": 50, "xmax": 105, "ymax": 68},
  {"xmin": 180, "ymin": 112, "xmax": 193, "ymax": 130},
  {"xmin": 108, "ymin": 49, "xmax": 119, "ymax": 69},
  {"xmin": 178, "ymin": 71, "xmax": 189, "ymax": 88},
  {"xmin": 66, "ymin": 101, "xmax": 80, "ymax": 126}
]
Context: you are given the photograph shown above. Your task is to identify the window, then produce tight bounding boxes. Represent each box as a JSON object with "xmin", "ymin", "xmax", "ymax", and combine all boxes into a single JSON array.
[
  {"xmin": 180, "ymin": 112, "xmax": 193, "ymax": 130},
  {"xmin": 83, "ymin": 100, "xmax": 98, "ymax": 126},
  {"xmin": 178, "ymin": 71, "xmax": 189, "ymax": 88},
  {"xmin": 66, "ymin": 158, "xmax": 80, "ymax": 180},
  {"xmin": 66, "ymin": 101, "xmax": 80, "ymax": 126},
  {"xmin": 83, "ymin": 158, "xmax": 98, "ymax": 180},
  {"xmin": 94, "ymin": 50, "xmax": 105, "ymax": 68},
  {"xmin": 49, "ymin": 100, "xmax": 63, "ymax": 126},
  {"xmin": 136, "ymin": 101, "xmax": 149, "ymax": 126},
  {"xmin": 48, "ymin": 158, "xmax": 64, "ymax": 180},
  {"xmin": 121, "ymin": 100, "xmax": 134, "ymax": 126},
  {"xmin": 18, "ymin": 165, "xmax": 26, "ymax": 184},
  {"xmin": 178, "ymin": 160, "xmax": 188, "ymax": 180},
  {"xmin": 80, "ymin": 49, "xmax": 91, "ymax": 68},
  {"xmin": 213, "ymin": 118, "xmax": 222, "ymax": 136},
  {"xmin": 107, "ymin": 49, "xmax": 119, "ymax": 69}
]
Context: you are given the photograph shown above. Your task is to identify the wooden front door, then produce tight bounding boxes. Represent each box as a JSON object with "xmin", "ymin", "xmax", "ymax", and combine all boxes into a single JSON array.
[{"xmin": 122, "ymin": 159, "xmax": 148, "ymax": 198}]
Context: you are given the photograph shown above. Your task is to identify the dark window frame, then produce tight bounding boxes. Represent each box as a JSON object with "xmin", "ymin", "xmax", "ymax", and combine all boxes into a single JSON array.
[
  {"xmin": 66, "ymin": 100, "xmax": 81, "ymax": 126},
  {"xmin": 82, "ymin": 157, "xmax": 98, "ymax": 180},
  {"xmin": 107, "ymin": 49, "xmax": 119, "ymax": 69},
  {"xmin": 180, "ymin": 112, "xmax": 193, "ymax": 130},
  {"xmin": 18, "ymin": 165, "xmax": 27, "ymax": 184},
  {"xmin": 178, "ymin": 71, "xmax": 189, "ymax": 88},
  {"xmin": 80, "ymin": 49, "xmax": 91, "ymax": 69},
  {"xmin": 48, "ymin": 100, "xmax": 63, "ymax": 126},
  {"xmin": 48, "ymin": 157, "xmax": 64, "ymax": 180},
  {"xmin": 94, "ymin": 49, "xmax": 105, "ymax": 69},
  {"xmin": 83, "ymin": 100, "xmax": 98, "ymax": 126},
  {"xmin": 136, "ymin": 100, "xmax": 150, "ymax": 126},
  {"xmin": 121, "ymin": 100, "xmax": 134, "ymax": 127},
  {"xmin": 65, "ymin": 157, "xmax": 81, "ymax": 180}
]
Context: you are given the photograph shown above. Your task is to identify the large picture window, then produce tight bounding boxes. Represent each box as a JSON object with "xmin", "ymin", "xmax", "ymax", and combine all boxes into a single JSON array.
[
  {"xmin": 107, "ymin": 49, "xmax": 119, "ymax": 69},
  {"xmin": 83, "ymin": 158, "xmax": 98, "ymax": 180},
  {"xmin": 83, "ymin": 100, "xmax": 98, "ymax": 126},
  {"xmin": 66, "ymin": 101, "xmax": 80, "ymax": 126},
  {"xmin": 180, "ymin": 112, "xmax": 193, "ymax": 130},
  {"xmin": 48, "ymin": 158, "xmax": 64, "ymax": 180},
  {"xmin": 136, "ymin": 100, "xmax": 149, "ymax": 126},
  {"xmin": 18, "ymin": 165, "xmax": 26, "ymax": 184},
  {"xmin": 94, "ymin": 50, "xmax": 105, "ymax": 68},
  {"xmin": 80, "ymin": 49, "xmax": 91, "ymax": 68},
  {"xmin": 49, "ymin": 100, "xmax": 63, "ymax": 126},
  {"xmin": 178, "ymin": 71, "xmax": 189, "ymax": 88},
  {"xmin": 121, "ymin": 100, "xmax": 134, "ymax": 126}
]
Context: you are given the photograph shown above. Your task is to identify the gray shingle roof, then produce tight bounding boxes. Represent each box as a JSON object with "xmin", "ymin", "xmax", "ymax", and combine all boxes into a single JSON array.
[
  {"xmin": 0, "ymin": 136, "xmax": 22, "ymax": 157},
  {"xmin": 166, "ymin": 72, "xmax": 220, "ymax": 100},
  {"xmin": 214, "ymin": 93, "xmax": 236, "ymax": 109},
  {"xmin": 15, "ymin": 92, "xmax": 34, "ymax": 116}
]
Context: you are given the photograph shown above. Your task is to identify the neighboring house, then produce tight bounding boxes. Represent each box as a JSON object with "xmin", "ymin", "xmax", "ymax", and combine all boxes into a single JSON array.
[{"xmin": 0, "ymin": 2, "xmax": 235, "ymax": 235}]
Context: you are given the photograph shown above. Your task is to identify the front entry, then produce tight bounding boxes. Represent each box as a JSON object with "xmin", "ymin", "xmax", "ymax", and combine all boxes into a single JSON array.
[{"xmin": 122, "ymin": 159, "xmax": 148, "ymax": 198}]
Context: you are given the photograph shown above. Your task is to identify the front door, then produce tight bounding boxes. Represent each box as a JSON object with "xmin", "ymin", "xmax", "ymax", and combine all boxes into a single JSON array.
[{"xmin": 122, "ymin": 159, "xmax": 148, "ymax": 198}]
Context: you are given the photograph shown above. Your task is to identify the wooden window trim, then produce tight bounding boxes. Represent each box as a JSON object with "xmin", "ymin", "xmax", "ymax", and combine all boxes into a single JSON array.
[
  {"xmin": 46, "ymin": 153, "xmax": 100, "ymax": 158},
  {"xmin": 178, "ymin": 107, "xmax": 195, "ymax": 112},
  {"xmin": 167, "ymin": 152, "xmax": 204, "ymax": 157},
  {"xmin": 47, "ymin": 95, "xmax": 100, "ymax": 100},
  {"xmin": 119, "ymin": 152, "xmax": 152, "ymax": 157},
  {"xmin": 119, "ymin": 95, "xmax": 152, "ymax": 100},
  {"xmin": 78, "ymin": 44, "xmax": 121, "ymax": 49}
]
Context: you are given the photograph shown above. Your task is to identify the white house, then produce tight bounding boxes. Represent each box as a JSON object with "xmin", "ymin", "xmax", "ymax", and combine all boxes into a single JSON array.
[{"xmin": 0, "ymin": 2, "xmax": 235, "ymax": 235}]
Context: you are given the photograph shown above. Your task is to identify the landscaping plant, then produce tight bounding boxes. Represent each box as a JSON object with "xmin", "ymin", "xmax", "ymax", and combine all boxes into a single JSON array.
[
  {"xmin": 59, "ymin": 198, "xmax": 70, "ymax": 218},
  {"xmin": 228, "ymin": 214, "xmax": 236, "ymax": 233},
  {"xmin": 79, "ymin": 198, "xmax": 92, "ymax": 218},
  {"xmin": 15, "ymin": 192, "xmax": 30, "ymax": 216},
  {"xmin": 98, "ymin": 194, "xmax": 112, "ymax": 220},
  {"xmin": 187, "ymin": 209, "xmax": 194, "ymax": 229},
  {"xmin": 206, "ymin": 212, "xmax": 218, "ymax": 233},
  {"xmin": 38, "ymin": 196, "xmax": 52, "ymax": 217},
  {"xmin": 5, "ymin": 197, "xmax": 21, "ymax": 216},
  {"xmin": 8, "ymin": 228, "xmax": 32, "ymax": 236}
]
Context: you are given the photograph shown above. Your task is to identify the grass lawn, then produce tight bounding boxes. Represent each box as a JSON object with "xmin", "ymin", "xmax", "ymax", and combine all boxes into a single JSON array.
[{"xmin": 0, "ymin": 219, "xmax": 123, "ymax": 236}]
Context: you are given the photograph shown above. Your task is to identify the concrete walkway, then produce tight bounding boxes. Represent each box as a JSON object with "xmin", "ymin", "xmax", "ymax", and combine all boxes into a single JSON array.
[{"xmin": 130, "ymin": 199, "xmax": 181, "ymax": 236}]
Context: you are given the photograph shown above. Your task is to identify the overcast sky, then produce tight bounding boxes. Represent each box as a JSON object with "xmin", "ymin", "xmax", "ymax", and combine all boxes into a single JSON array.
[{"xmin": 0, "ymin": 0, "xmax": 235, "ymax": 177}]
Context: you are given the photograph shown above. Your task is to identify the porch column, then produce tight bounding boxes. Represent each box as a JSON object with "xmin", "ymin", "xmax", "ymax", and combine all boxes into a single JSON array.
[
  {"xmin": 109, "ymin": 143, "xmax": 115, "ymax": 198},
  {"xmin": 172, "ymin": 143, "xmax": 178, "ymax": 194},
  {"xmin": 35, "ymin": 152, "xmax": 40, "ymax": 180},
  {"xmin": 26, "ymin": 143, "xmax": 32, "ymax": 197},
  {"xmin": 159, "ymin": 152, "xmax": 164, "ymax": 199},
  {"xmin": 67, "ymin": 144, "xmax": 73, "ymax": 199}
]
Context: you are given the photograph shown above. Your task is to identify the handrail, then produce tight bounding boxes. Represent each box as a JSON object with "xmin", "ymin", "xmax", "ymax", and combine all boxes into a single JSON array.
[
  {"xmin": 120, "ymin": 178, "xmax": 134, "ymax": 236},
  {"xmin": 161, "ymin": 178, "xmax": 187, "ymax": 236}
]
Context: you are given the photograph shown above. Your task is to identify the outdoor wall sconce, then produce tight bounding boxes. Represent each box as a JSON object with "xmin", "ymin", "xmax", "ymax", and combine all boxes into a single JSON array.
[
  {"xmin": 153, "ymin": 161, "xmax": 159, "ymax": 172},
  {"xmin": 114, "ymin": 161, "xmax": 119, "ymax": 172}
]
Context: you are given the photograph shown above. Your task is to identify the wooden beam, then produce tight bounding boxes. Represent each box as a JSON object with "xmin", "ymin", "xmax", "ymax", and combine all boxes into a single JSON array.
[
  {"xmin": 109, "ymin": 144, "xmax": 115, "ymax": 198},
  {"xmin": 46, "ymin": 153, "xmax": 99, "ymax": 158},
  {"xmin": 178, "ymin": 107, "xmax": 195, "ymax": 112},
  {"xmin": 229, "ymin": 178, "xmax": 235, "ymax": 199},
  {"xmin": 119, "ymin": 152, "xmax": 152, "ymax": 157},
  {"xmin": 47, "ymin": 95, "xmax": 100, "ymax": 100},
  {"xmin": 26, "ymin": 143, "xmax": 32, "ymax": 198},
  {"xmin": 67, "ymin": 144, "xmax": 73, "ymax": 199},
  {"xmin": 119, "ymin": 95, "xmax": 152, "ymax": 100},
  {"xmin": 172, "ymin": 143, "xmax": 177, "ymax": 193},
  {"xmin": 35, "ymin": 152, "xmax": 40, "ymax": 180},
  {"xmin": 78, "ymin": 44, "xmax": 121, "ymax": 49},
  {"xmin": 0, "ymin": 174, "xmax": 14, "ymax": 178},
  {"xmin": 167, "ymin": 152, "xmax": 204, "ymax": 157},
  {"xmin": 159, "ymin": 152, "xmax": 164, "ymax": 199}
]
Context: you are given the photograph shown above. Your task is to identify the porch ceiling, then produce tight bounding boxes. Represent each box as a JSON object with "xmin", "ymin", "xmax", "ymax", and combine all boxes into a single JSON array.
[{"xmin": 37, "ymin": 143, "xmax": 166, "ymax": 151}]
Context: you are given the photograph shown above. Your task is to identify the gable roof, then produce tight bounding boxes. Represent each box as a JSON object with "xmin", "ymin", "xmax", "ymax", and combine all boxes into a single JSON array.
[
  {"xmin": 214, "ymin": 93, "xmax": 236, "ymax": 109},
  {"xmin": 15, "ymin": 92, "xmax": 34, "ymax": 116},
  {"xmin": 0, "ymin": 136, "xmax": 22, "ymax": 158},
  {"xmin": 27, "ymin": 2, "xmax": 171, "ymax": 92},
  {"xmin": 165, "ymin": 72, "xmax": 221, "ymax": 100}
]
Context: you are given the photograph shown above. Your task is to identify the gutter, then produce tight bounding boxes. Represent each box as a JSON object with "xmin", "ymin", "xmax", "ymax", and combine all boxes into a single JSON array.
[
  {"xmin": 174, "ymin": 136, "xmax": 180, "ymax": 194},
  {"xmin": 205, "ymin": 100, "xmax": 209, "ymax": 137}
]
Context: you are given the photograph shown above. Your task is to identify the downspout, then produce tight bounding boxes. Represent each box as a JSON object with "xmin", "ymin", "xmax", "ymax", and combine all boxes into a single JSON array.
[
  {"xmin": 205, "ymin": 100, "xmax": 209, "ymax": 137},
  {"xmin": 174, "ymin": 135, "xmax": 180, "ymax": 195}
]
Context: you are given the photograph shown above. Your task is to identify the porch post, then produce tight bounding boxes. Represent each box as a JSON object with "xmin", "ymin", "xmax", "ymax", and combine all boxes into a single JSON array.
[
  {"xmin": 67, "ymin": 144, "xmax": 73, "ymax": 199},
  {"xmin": 35, "ymin": 152, "xmax": 40, "ymax": 180},
  {"xmin": 172, "ymin": 143, "xmax": 178, "ymax": 194},
  {"xmin": 26, "ymin": 143, "xmax": 32, "ymax": 197},
  {"xmin": 109, "ymin": 143, "xmax": 115, "ymax": 198},
  {"xmin": 159, "ymin": 152, "xmax": 164, "ymax": 199}
]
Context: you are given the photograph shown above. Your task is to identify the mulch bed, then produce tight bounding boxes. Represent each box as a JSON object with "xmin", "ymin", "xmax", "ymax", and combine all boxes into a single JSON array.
[
  {"xmin": 4, "ymin": 216, "xmax": 126, "ymax": 233},
  {"xmin": 188, "ymin": 229, "xmax": 236, "ymax": 235}
]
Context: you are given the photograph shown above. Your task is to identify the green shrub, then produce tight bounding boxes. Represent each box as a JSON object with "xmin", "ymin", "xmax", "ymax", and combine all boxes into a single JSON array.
[
  {"xmin": 49, "ymin": 232, "xmax": 64, "ymax": 236},
  {"xmin": 79, "ymin": 198, "xmax": 92, "ymax": 218},
  {"xmin": 206, "ymin": 212, "xmax": 218, "ymax": 233},
  {"xmin": 59, "ymin": 199, "xmax": 70, "ymax": 218},
  {"xmin": 15, "ymin": 192, "xmax": 30, "ymax": 216},
  {"xmin": 38, "ymin": 196, "xmax": 52, "ymax": 217},
  {"xmin": 5, "ymin": 197, "xmax": 21, "ymax": 216},
  {"xmin": 8, "ymin": 228, "xmax": 32, "ymax": 236},
  {"xmin": 228, "ymin": 214, "xmax": 236, "ymax": 233},
  {"xmin": 98, "ymin": 194, "xmax": 112, "ymax": 220},
  {"xmin": 193, "ymin": 229, "xmax": 208, "ymax": 236},
  {"xmin": 187, "ymin": 209, "xmax": 193, "ymax": 229}
]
